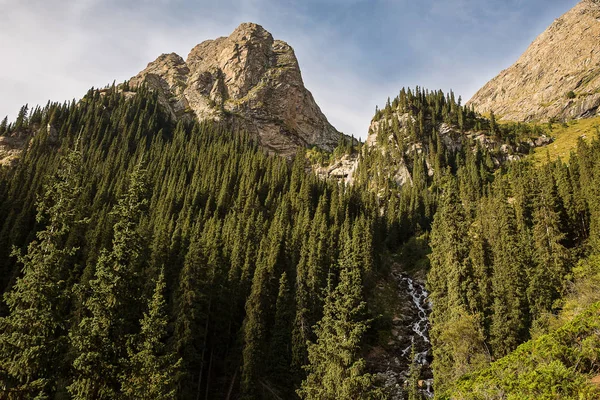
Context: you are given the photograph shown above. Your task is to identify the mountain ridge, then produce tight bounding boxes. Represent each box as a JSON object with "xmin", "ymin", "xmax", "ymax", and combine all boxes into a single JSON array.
[
  {"xmin": 468, "ymin": 0, "xmax": 600, "ymax": 122},
  {"xmin": 130, "ymin": 23, "xmax": 342, "ymax": 157}
]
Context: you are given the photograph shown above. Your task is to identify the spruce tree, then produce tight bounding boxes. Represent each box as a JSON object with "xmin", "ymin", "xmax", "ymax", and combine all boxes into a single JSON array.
[
  {"xmin": 428, "ymin": 175, "xmax": 471, "ymax": 323},
  {"xmin": 241, "ymin": 201, "xmax": 289, "ymax": 399},
  {"xmin": 489, "ymin": 196, "xmax": 529, "ymax": 357},
  {"xmin": 489, "ymin": 110, "xmax": 497, "ymax": 136},
  {"xmin": 267, "ymin": 272, "xmax": 294, "ymax": 390},
  {"xmin": 528, "ymin": 168, "xmax": 570, "ymax": 322},
  {"xmin": 292, "ymin": 235, "xmax": 312, "ymax": 378},
  {"xmin": 428, "ymin": 175, "xmax": 479, "ymax": 393},
  {"xmin": 172, "ymin": 222, "xmax": 208, "ymax": 400},
  {"xmin": 297, "ymin": 262, "xmax": 380, "ymax": 399},
  {"xmin": 407, "ymin": 343, "xmax": 424, "ymax": 400},
  {"xmin": 0, "ymin": 116, "xmax": 7, "ymax": 135},
  {"xmin": 68, "ymin": 161, "xmax": 148, "ymax": 399},
  {"xmin": 0, "ymin": 146, "xmax": 84, "ymax": 398},
  {"xmin": 14, "ymin": 104, "xmax": 28, "ymax": 131},
  {"xmin": 120, "ymin": 269, "xmax": 181, "ymax": 399}
]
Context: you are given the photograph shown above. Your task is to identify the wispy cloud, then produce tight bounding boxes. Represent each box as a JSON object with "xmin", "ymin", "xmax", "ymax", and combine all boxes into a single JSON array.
[{"xmin": 0, "ymin": 0, "xmax": 579, "ymax": 139}]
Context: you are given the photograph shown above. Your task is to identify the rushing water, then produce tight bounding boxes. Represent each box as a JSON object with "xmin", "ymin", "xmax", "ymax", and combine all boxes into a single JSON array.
[
  {"xmin": 375, "ymin": 271, "xmax": 433, "ymax": 398},
  {"xmin": 399, "ymin": 273, "xmax": 433, "ymax": 398}
]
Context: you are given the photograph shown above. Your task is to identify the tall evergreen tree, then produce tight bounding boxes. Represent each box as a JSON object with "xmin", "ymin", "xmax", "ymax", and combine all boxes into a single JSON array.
[
  {"xmin": 120, "ymin": 269, "xmax": 181, "ymax": 400},
  {"xmin": 0, "ymin": 116, "xmax": 7, "ymax": 135},
  {"xmin": 241, "ymin": 201, "xmax": 289, "ymax": 399},
  {"xmin": 488, "ymin": 195, "xmax": 529, "ymax": 357},
  {"xmin": 267, "ymin": 272, "xmax": 294, "ymax": 391},
  {"xmin": 68, "ymin": 162, "xmax": 149, "ymax": 399},
  {"xmin": 0, "ymin": 146, "xmax": 84, "ymax": 398},
  {"xmin": 172, "ymin": 222, "xmax": 208, "ymax": 400},
  {"xmin": 406, "ymin": 342, "xmax": 424, "ymax": 400},
  {"xmin": 528, "ymin": 168, "xmax": 570, "ymax": 322},
  {"xmin": 428, "ymin": 175, "xmax": 481, "ymax": 394},
  {"xmin": 14, "ymin": 104, "xmax": 28, "ymax": 131},
  {"xmin": 297, "ymin": 255, "xmax": 380, "ymax": 400},
  {"xmin": 428, "ymin": 175, "xmax": 471, "ymax": 322}
]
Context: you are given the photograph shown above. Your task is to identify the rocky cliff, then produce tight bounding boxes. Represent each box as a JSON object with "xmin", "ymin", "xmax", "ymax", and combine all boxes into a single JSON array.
[
  {"xmin": 316, "ymin": 107, "xmax": 552, "ymax": 190},
  {"xmin": 468, "ymin": 0, "xmax": 600, "ymax": 122},
  {"xmin": 130, "ymin": 23, "xmax": 341, "ymax": 157}
]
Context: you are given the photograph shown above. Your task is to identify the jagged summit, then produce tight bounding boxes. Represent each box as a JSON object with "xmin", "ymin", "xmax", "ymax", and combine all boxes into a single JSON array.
[
  {"xmin": 130, "ymin": 23, "xmax": 341, "ymax": 156},
  {"xmin": 468, "ymin": 0, "xmax": 600, "ymax": 122}
]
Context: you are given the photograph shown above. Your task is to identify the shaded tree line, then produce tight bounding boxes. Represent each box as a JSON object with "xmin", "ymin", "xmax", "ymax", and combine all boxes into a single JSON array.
[{"xmin": 0, "ymin": 87, "xmax": 385, "ymax": 399}]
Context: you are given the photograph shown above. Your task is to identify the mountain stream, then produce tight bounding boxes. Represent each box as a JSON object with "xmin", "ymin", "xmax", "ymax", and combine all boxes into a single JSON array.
[{"xmin": 372, "ymin": 271, "xmax": 433, "ymax": 398}]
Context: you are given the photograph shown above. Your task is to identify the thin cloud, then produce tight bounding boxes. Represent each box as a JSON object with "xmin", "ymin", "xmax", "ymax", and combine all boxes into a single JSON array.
[{"xmin": 0, "ymin": 0, "xmax": 581, "ymax": 139}]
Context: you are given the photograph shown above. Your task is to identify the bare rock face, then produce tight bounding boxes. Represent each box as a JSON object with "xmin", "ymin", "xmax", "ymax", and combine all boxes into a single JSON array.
[
  {"xmin": 468, "ymin": 0, "xmax": 600, "ymax": 122},
  {"xmin": 355, "ymin": 110, "xmax": 553, "ymax": 191},
  {"xmin": 314, "ymin": 154, "xmax": 359, "ymax": 185},
  {"xmin": 130, "ymin": 23, "xmax": 341, "ymax": 156},
  {"xmin": 0, "ymin": 134, "xmax": 28, "ymax": 167},
  {"xmin": 0, "ymin": 124, "xmax": 57, "ymax": 167}
]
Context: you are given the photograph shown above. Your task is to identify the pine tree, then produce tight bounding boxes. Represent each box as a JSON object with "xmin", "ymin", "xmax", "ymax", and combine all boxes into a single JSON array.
[
  {"xmin": 0, "ymin": 146, "xmax": 84, "ymax": 398},
  {"xmin": 297, "ymin": 262, "xmax": 381, "ymax": 400},
  {"xmin": 466, "ymin": 211, "xmax": 492, "ymax": 320},
  {"xmin": 488, "ymin": 195, "xmax": 529, "ymax": 357},
  {"xmin": 292, "ymin": 234, "xmax": 311, "ymax": 378},
  {"xmin": 406, "ymin": 342, "xmax": 424, "ymax": 400},
  {"xmin": 267, "ymin": 272, "xmax": 294, "ymax": 390},
  {"xmin": 489, "ymin": 111, "xmax": 497, "ymax": 136},
  {"xmin": 0, "ymin": 116, "xmax": 7, "ymax": 135},
  {"xmin": 241, "ymin": 201, "xmax": 289, "ymax": 399},
  {"xmin": 14, "ymin": 104, "xmax": 28, "ymax": 131},
  {"xmin": 428, "ymin": 175, "xmax": 480, "ymax": 393},
  {"xmin": 528, "ymin": 168, "xmax": 570, "ymax": 322},
  {"xmin": 428, "ymin": 175, "xmax": 471, "ymax": 323},
  {"xmin": 172, "ymin": 220, "xmax": 210, "ymax": 400},
  {"xmin": 68, "ymin": 161, "xmax": 149, "ymax": 399},
  {"xmin": 120, "ymin": 269, "xmax": 181, "ymax": 399}
]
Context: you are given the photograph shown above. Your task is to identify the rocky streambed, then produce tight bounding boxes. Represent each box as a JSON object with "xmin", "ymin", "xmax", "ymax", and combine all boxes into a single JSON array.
[{"xmin": 370, "ymin": 271, "xmax": 433, "ymax": 399}]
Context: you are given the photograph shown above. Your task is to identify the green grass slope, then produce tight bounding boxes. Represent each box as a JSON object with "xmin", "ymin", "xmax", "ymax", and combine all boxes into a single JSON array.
[
  {"xmin": 533, "ymin": 116, "xmax": 600, "ymax": 163},
  {"xmin": 448, "ymin": 302, "xmax": 600, "ymax": 400}
]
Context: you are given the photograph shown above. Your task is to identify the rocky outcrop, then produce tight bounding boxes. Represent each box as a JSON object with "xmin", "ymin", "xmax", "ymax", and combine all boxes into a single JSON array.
[
  {"xmin": 0, "ymin": 134, "xmax": 27, "ymax": 167},
  {"xmin": 359, "ymin": 112, "xmax": 551, "ymax": 189},
  {"xmin": 314, "ymin": 153, "xmax": 359, "ymax": 184},
  {"xmin": 468, "ymin": 0, "xmax": 600, "ymax": 122},
  {"xmin": 130, "ymin": 23, "xmax": 341, "ymax": 157},
  {"xmin": 0, "ymin": 125, "xmax": 55, "ymax": 167}
]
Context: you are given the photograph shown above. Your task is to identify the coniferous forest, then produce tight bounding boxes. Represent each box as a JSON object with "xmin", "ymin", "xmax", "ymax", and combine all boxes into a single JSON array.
[{"xmin": 0, "ymin": 84, "xmax": 599, "ymax": 400}]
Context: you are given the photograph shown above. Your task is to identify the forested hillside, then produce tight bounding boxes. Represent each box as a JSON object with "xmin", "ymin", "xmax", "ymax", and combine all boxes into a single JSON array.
[
  {"xmin": 427, "ymin": 138, "xmax": 600, "ymax": 398},
  {"xmin": 328, "ymin": 86, "xmax": 600, "ymax": 398},
  {"xmin": 0, "ymin": 86, "xmax": 386, "ymax": 399},
  {"xmin": 0, "ymin": 82, "xmax": 599, "ymax": 400}
]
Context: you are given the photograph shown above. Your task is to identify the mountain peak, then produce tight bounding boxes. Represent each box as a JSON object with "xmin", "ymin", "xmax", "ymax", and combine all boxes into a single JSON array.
[
  {"xmin": 467, "ymin": 0, "xmax": 600, "ymax": 122},
  {"xmin": 230, "ymin": 22, "xmax": 272, "ymax": 39},
  {"xmin": 131, "ymin": 24, "xmax": 340, "ymax": 156}
]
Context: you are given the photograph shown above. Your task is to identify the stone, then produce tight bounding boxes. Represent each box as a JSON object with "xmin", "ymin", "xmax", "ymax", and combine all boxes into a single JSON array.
[
  {"xmin": 314, "ymin": 153, "xmax": 360, "ymax": 184},
  {"xmin": 358, "ymin": 111, "xmax": 552, "ymax": 191},
  {"xmin": 0, "ymin": 129, "xmax": 36, "ymax": 166},
  {"xmin": 468, "ymin": 0, "xmax": 600, "ymax": 122},
  {"xmin": 130, "ymin": 23, "xmax": 341, "ymax": 157}
]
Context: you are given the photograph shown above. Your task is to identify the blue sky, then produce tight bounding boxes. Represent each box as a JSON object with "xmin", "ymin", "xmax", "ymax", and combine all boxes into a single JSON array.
[{"xmin": 0, "ymin": 0, "xmax": 579, "ymax": 139}]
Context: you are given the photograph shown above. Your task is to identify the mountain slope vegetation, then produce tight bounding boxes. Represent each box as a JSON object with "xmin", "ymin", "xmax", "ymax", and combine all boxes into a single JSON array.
[
  {"xmin": 0, "ymin": 86, "xmax": 384, "ymax": 399},
  {"xmin": 0, "ymin": 65, "xmax": 599, "ymax": 400}
]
